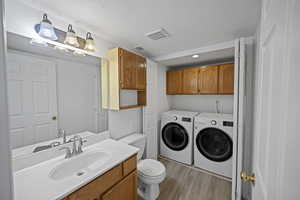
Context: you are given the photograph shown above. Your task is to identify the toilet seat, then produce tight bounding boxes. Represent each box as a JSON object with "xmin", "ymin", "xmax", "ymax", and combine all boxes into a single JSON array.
[{"xmin": 138, "ymin": 159, "xmax": 165, "ymax": 176}]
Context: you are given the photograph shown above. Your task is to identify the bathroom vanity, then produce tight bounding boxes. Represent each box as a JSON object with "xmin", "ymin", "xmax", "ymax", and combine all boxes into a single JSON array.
[
  {"xmin": 13, "ymin": 139, "xmax": 139, "ymax": 200},
  {"xmin": 64, "ymin": 155, "xmax": 137, "ymax": 200}
]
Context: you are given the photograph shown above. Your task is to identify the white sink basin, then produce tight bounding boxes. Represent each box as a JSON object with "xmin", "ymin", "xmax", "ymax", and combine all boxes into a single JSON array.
[{"xmin": 49, "ymin": 151, "xmax": 111, "ymax": 180}]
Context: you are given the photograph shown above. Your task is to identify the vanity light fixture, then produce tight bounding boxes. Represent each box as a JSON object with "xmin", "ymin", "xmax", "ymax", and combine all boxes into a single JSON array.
[
  {"xmin": 84, "ymin": 32, "xmax": 96, "ymax": 52},
  {"xmin": 73, "ymin": 50, "xmax": 86, "ymax": 56},
  {"xmin": 38, "ymin": 14, "xmax": 58, "ymax": 41},
  {"xmin": 64, "ymin": 24, "xmax": 80, "ymax": 47},
  {"xmin": 54, "ymin": 45, "xmax": 70, "ymax": 53},
  {"xmin": 192, "ymin": 54, "xmax": 199, "ymax": 58},
  {"xmin": 30, "ymin": 38, "xmax": 48, "ymax": 47}
]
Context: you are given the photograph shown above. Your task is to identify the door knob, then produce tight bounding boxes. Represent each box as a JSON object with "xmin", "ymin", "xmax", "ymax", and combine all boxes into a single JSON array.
[
  {"xmin": 241, "ymin": 172, "xmax": 255, "ymax": 185},
  {"xmin": 52, "ymin": 116, "xmax": 57, "ymax": 120}
]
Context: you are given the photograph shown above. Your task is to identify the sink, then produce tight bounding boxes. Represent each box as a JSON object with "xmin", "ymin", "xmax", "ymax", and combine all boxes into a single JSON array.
[{"xmin": 49, "ymin": 151, "xmax": 111, "ymax": 180}]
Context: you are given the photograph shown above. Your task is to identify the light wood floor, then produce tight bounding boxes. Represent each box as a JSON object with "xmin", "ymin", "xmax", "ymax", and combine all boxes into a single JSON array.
[{"xmin": 157, "ymin": 158, "xmax": 232, "ymax": 200}]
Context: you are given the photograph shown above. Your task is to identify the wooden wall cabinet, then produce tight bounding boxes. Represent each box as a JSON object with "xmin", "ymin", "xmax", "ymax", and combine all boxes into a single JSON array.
[
  {"xmin": 166, "ymin": 69, "xmax": 183, "ymax": 94},
  {"xmin": 102, "ymin": 48, "xmax": 146, "ymax": 110},
  {"xmin": 64, "ymin": 155, "xmax": 137, "ymax": 200},
  {"xmin": 182, "ymin": 67, "xmax": 199, "ymax": 94},
  {"xmin": 218, "ymin": 63, "xmax": 234, "ymax": 94},
  {"xmin": 199, "ymin": 65, "xmax": 219, "ymax": 94},
  {"xmin": 166, "ymin": 63, "xmax": 234, "ymax": 95}
]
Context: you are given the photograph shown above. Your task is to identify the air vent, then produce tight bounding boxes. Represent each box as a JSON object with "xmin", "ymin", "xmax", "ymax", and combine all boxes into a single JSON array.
[{"xmin": 146, "ymin": 28, "xmax": 170, "ymax": 40}]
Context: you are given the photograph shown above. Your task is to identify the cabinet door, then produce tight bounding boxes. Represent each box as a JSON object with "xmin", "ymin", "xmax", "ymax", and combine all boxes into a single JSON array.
[
  {"xmin": 182, "ymin": 67, "xmax": 199, "ymax": 94},
  {"xmin": 102, "ymin": 171, "xmax": 137, "ymax": 200},
  {"xmin": 199, "ymin": 65, "xmax": 219, "ymax": 94},
  {"xmin": 136, "ymin": 56, "xmax": 146, "ymax": 90},
  {"xmin": 120, "ymin": 49, "xmax": 137, "ymax": 89},
  {"xmin": 166, "ymin": 70, "xmax": 182, "ymax": 94},
  {"xmin": 218, "ymin": 64, "xmax": 234, "ymax": 94}
]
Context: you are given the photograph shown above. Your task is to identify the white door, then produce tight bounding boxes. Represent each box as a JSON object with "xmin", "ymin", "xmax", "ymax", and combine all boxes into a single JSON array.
[
  {"xmin": 143, "ymin": 59, "xmax": 159, "ymax": 159},
  {"xmin": 251, "ymin": 0, "xmax": 299, "ymax": 199},
  {"xmin": 6, "ymin": 51, "xmax": 58, "ymax": 148}
]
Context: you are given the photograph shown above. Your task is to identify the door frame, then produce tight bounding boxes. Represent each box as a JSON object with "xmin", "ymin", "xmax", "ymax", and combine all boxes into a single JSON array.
[
  {"xmin": 232, "ymin": 38, "xmax": 246, "ymax": 200},
  {"xmin": 0, "ymin": 0, "xmax": 14, "ymax": 199}
]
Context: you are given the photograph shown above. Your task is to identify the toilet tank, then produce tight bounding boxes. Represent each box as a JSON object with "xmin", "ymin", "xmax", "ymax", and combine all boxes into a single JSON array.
[{"xmin": 119, "ymin": 133, "xmax": 146, "ymax": 160}]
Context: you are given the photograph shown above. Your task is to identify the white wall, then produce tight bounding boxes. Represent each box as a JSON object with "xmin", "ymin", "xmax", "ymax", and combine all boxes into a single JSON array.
[
  {"xmin": 169, "ymin": 95, "xmax": 234, "ymax": 114},
  {"xmin": 5, "ymin": 0, "xmax": 116, "ymax": 58},
  {"xmin": 108, "ymin": 108, "xmax": 142, "ymax": 140},
  {"xmin": 0, "ymin": 0, "xmax": 13, "ymax": 198}
]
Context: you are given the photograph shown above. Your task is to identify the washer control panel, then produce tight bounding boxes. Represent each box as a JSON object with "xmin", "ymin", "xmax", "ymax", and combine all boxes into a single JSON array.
[{"xmin": 182, "ymin": 117, "xmax": 192, "ymax": 122}]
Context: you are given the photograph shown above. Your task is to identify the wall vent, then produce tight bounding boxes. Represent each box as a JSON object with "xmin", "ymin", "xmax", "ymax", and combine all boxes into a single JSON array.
[{"xmin": 145, "ymin": 28, "xmax": 170, "ymax": 40}]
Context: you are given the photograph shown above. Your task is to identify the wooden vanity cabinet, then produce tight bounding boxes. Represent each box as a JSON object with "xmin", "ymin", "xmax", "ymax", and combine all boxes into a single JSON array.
[
  {"xmin": 102, "ymin": 171, "xmax": 137, "ymax": 200},
  {"xmin": 64, "ymin": 155, "xmax": 137, "ymax": 200}
]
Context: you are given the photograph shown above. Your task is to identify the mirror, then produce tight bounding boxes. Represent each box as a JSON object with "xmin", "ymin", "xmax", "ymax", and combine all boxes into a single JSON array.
[{"xmin": 6, "ymin": 32, "xmax": 108, "ymax": 158}]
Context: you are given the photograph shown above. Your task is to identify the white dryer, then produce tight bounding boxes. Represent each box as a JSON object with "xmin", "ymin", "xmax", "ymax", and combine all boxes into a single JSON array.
[
  {"xmin": 194, "ymin": 113, "xmax": 234, "ymax": 178},
  {"xmin": 160, "ymin": 110, "xmax": 198, "ymax": 165}
]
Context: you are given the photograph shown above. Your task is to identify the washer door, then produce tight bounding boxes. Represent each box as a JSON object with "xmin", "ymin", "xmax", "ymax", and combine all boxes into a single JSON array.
[
  {"xmin": 196, "ymin": 128, "xmax": 232, "ymax": 162},
  {"xmin": 162, "ymin": 123, "xmax": 189, "ymax": 151}
]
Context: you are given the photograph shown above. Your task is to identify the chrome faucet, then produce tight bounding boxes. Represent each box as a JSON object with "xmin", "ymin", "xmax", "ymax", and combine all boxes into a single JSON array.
[
  {"xmin": 58, "ymin": 128, "xmax": 68, "ymax": 144},
  {"xmin": 59, "ymin": 136, "xmax": 87, "ymax": 159}
]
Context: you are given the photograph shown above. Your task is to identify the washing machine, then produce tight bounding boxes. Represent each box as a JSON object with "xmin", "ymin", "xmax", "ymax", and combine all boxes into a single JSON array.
[
  {"xmin": 194, "ymin": 113, "xmax": 234, "ymax": 178},
  {"xmin": 160, "ymin": 110, "xmax": 198, "ymax": 165}
]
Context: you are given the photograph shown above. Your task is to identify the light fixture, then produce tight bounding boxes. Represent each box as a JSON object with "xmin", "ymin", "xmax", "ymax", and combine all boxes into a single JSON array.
[
  {"xmin": 30, "ymin": 38, "xmax": 48, "ymax": 47},
  {"xmin": 38, "ymin": 14, "xmax": 58, "ymax": 41},
  {"xmin": 64, "ymin": 24, "xmax": 80, "ymax": 47},
  {"xmin": 192, "ymin": 54, "xmax": 199, "ymax": 58},
  {"xmin": 54, "ymin": 45, "xmax": 70, "ymax": 53},
  {"xmin": 73, "ymin": 50, "xmax": 86, "ymax": 56},
  {"xmin": 84, "ymin": 32, "xmax": 96, "ymax": 52}
]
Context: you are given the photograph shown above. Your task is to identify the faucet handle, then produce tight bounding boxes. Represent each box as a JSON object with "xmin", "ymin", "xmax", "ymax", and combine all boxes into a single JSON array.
[
  {"xmin": 59, "ymin": 147, "xmax": 71, "ymax": 158},
  {"xmin": 77, "ymin": 138, "xmax": 87, "ymax": 154}
]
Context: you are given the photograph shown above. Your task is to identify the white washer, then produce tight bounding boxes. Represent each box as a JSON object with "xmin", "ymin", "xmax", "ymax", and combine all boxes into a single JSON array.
[
  {"xmin": 160, "ymin": 110, "xmax": 198, "ymax": 165},
  {"xmin": 194, "ymin": 113, "xmax": 234, "ymax": 178}
]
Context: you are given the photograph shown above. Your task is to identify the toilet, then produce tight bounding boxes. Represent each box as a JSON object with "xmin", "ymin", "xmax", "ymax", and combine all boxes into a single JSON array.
[{"xmin": 119, "ymin": 133, "xmax": 166, "ymax": 200}]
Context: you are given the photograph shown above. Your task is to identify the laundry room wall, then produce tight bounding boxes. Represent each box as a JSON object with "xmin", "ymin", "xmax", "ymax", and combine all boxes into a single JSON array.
[{"xmin": 169, "ymin": 95, "xmax": 234, "ymax": 114}]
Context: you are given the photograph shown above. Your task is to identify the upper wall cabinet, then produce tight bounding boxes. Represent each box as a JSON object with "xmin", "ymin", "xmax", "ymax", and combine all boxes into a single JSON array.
[
  {"xmin": 166, "ymin": 69, "xmax": 182, "ymax": 95},
  {"xmin": 182, "ymin": 67, "xmax": 199, "ymax": 94},
  {"xmin": 218, "ymin": 63, "xmax": 234, "ymax": 94},
  {"xmin": 166, "ymin": 63, "xmax": 234, "ymax": 95},
  {"xmin": 199, "ymin": 65, "xmax": 219, "ymax": 94},
  {"xmin": 102, "ymin": 48, "xmax": 147, "ymax": 110}
]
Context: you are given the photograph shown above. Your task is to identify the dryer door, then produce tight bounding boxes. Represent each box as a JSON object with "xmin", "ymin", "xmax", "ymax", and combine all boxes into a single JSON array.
[
  {"xmin": 196, "ymin": 128, "xmax": 232, "ymax": 162},
  {"xmin": 162, "ymin": 123, "xmax": 189, "ymax": 151}
]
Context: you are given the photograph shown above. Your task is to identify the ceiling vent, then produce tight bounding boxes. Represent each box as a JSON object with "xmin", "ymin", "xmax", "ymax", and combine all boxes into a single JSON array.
[{"xmin": 146, "ymin": 28, "xmax": 170, "ymax": 40}]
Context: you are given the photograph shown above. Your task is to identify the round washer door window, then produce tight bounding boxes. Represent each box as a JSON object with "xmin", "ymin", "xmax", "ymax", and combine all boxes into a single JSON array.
[
  {"xmin": 162, "ymin": 123, "xmax": 189, "ymax": 151},
  {"xmin": 196, "ymin": 128, "xmax": 232, "ymax": 162}
]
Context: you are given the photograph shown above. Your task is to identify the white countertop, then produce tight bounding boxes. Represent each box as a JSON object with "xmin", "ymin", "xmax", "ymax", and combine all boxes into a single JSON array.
[{"xmin": 14, "ymin": 139, "xmax": 139, "ymax": 200}]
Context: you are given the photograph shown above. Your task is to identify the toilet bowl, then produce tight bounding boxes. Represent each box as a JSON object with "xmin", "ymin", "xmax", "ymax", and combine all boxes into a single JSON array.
[{"xmin": 119, "ymin": 134, "xmax": 166, "ymax": 200}]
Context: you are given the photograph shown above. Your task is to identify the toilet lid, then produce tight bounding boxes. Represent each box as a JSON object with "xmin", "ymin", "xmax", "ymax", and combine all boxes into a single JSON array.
[{"xmin": 138, "ymin": 159, "xmax": 166, "ymax": 177}]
